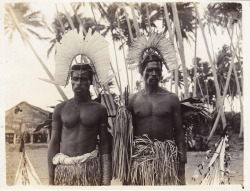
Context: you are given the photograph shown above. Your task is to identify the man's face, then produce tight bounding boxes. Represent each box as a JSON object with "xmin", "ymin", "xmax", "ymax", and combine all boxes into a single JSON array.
[
  {"xmin": 143, "ymin": 61, "xmax": 162, "ymax": 85},
  {"xmin": 71, "ymin": 70, "xmax": 92, "ymax": 96}
]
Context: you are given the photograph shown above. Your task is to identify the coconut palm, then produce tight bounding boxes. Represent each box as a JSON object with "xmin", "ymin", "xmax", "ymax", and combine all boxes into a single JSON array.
[
  {"xmin": 47, "ymin": 3, "xmax": 105, "ymax": 58},
  {"xmin": 163, "ymin": 3, "xmax": 196, "ymax": 42},
  {"xmin": 5, "ymin": 3, "xmax": 67, "ymax": 100},
  {"xmin": 206, "ymin": 3, "xmax": 242, "ymax": 28},
  {"xmin": 47, "ymin": 15, "xmax": 103, "ymax": 57},
  {"xmin": 188, "ymin": 58, "xmax": 215, "ymax": 105},
  {"xmin": 95, "ymin": 2, "xmax": 136, "ymax": 47},
  {"xmin": 4, "ymin": 3, "xmax": 48, "ymax": 42},
  {"xmin": 100, "ymin": 2, "xmax": 196, "ymax": 97},
  {"xmin": 163, "ymin": 4, "xmax": 197, "ymax": 101},
  {"xmin": 129, "ymin": 2, "xmax": 162, "ymax": 33},
  {"xmin": 206, "ymin": 3, "xmax": 243, "ymax": 137},
  {"xmin": 96, "ymin": 2, "xmax": 196, "ymax": 47}
]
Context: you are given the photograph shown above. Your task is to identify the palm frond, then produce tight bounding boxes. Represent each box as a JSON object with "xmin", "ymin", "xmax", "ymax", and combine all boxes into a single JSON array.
[
  {"xmin": 23, "ymin": 20, "xmax": 45, "ymax": 28},
  {"xmin": 26, "ymin": 28, "xmax": 50, "ymax": 40},
  {"xmin": 47, "ymin": 42, "xmax": 56, "ymax": 58}
]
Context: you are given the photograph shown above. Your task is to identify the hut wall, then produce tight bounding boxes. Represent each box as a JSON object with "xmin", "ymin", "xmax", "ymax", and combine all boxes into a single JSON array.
[{"xmin": 5, "ymin": 102, "xmax": 49, "ymax": 144}]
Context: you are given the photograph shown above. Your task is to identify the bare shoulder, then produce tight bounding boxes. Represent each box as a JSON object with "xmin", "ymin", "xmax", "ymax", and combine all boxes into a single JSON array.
[
  {"xmin": 159, "ymin": 87, "xmax": 180, "ymax": 104},
  {"xmin": 52, "ymin": 101, "xmax": 67, "ymax": 122},
  {"xmin": 128, "ymin": 90, "xmax": 143, "ymax": 105},
  {"xmin": 89, "ymin": 100, "xmax": 107, "ymax": 113},
  {"xmin": 129, "ymin": 91, "xmax": 141, "ymax": 102},
  {"xmin": 128, "ymin": 91, "xmax": 141, "ymax": 111},
  {"xmin": 88, "ymin": 101, "xmax": 108, "ymax": 122},
  {"xmin": 54, "ymin": 101, "xmax": 67, "ymax": 114}
]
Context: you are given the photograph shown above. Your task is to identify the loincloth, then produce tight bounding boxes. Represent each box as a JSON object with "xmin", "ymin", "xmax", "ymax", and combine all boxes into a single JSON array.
[
  {"xmin": 53, "ymin": 150, "xmax": 101, "ymax": 186},
  {"xmin": 129, "ymin": 135, "xmax": 180, "ymax": 185}
]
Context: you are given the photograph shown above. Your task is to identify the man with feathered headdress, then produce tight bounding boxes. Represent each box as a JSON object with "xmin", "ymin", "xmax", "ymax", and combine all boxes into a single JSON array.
[
  {"xmin": 47, "ymin": 29, "xmax": 112, "ymax": 186},
  {"xmin": 126, "ymin": 33, "xmax": 187, "ymax": 185}
]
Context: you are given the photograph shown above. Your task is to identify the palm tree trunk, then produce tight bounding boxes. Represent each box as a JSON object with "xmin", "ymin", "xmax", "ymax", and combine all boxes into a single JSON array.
[
  {"xmin": 62, "ymin": 4, "xmax": 75, "ymax": 30},
  {"xmin": 55, "ymin": 4, "xmax": 65, "ymax": 33},
  {"xmin": 194, "ymin": 4, "xmax": 226, "ymax": 128},
  {"xmin": 123, "ymin": 4, "xmax": 133, "ymax": 41},
  {"xmin": 7, "ymin": 4, "xmax": 68, "ymax": 101},
  {"xmin": 109, "ymin": 62, "xmax": 122, "ymax": 96},
  {"xmin": 89, "ymin": 3, "xmax": 123, "ymax": 96},
  {"xmin": 235, "ymin": 21, "xmax": 243, "ymax": 138},
  {"xmin": 146, "ymin": 3, "xmax": 151, "ymax": 32},
  {"xmin": 111, "ymin": 33, "xmax": 123, "ymax": 96},
  {"xmin": 163, "ymin": 3, "xmax": 178, "ymax": 95},
  {"xmin": 123, "ymin": 3, "xmax": 134, "ymax": 92},
  {"xmin": 226, "ymin": 23, "xmax": 243, "ymax": 138},
  {"xmin": 171, "ymin": 3, "xmax": 189, "ymax": 98},
  {"xmin": 193, "ymin": 16, "xmax": 198, "ymax": 97},
  {"xmin": 90, "ymin": 3, "xmax": 99, "ymax": 32},
  {"xmin": 117, "ymin": 16, "xmax": 130, "ymax": 91},
  {"xmin": 71, "ymin": 3, "xmax": 87, "ymax": 35},
  {"xmin": 207, "ymin": 24, "xmax": 240, "ymax": 141},
  {"xmin": 163, "ymin": 3, "xmax": 174, "ymax": 40},
  {"xmin": 130, "ymin": 3, "xmax": 140, "ymax": 36},
  {"xmin": 27, "ymin": 41, "xmax": 68, "ymax": 101},
  {"xmin": 227, "ymin": 22, "xmax": 243, "ymax": 138},
  {"xmin": 197, "ymin": 78, "xmax": 205, "ymax": 98}
]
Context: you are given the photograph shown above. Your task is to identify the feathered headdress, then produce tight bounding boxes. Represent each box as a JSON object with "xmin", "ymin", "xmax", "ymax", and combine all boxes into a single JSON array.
[
  {"xmin": 126, "ymin": 32, "xmax": 178, "ymax": 71},
  {"xmin": 54, "ymin": 29, "xmax": 112, "ymax": 87}
]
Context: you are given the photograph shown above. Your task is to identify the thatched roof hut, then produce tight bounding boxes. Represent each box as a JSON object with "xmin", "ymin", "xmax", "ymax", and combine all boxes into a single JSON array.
[{"xmin": 5, "ymin": 102, "xmax": 50, "ymax": 143}]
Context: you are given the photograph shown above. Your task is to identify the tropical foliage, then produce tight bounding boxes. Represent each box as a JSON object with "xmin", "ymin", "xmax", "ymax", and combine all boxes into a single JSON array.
[
  {"xmin": 5, "ymin": 3, "xmax": 48, "ymax": 42},
  {"xmin": 4, "ymin": 2, "xmax": 243, "ymax": 144}
]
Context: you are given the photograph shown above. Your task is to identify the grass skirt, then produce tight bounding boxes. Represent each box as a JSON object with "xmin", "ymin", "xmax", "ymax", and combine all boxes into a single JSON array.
[
  {"xmin": 129, "ymin": 135, "xmax": 180, "ymax": 185},
  {"xmin": 54, "ymin": 157, "xmax": 101, "ymax": 186}
]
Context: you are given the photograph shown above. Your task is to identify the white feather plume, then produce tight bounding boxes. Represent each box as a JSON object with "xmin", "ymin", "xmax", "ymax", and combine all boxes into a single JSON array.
[
  {"xmin": 126, "ymin": 32, "xmax": 178, "ymax": 71},
  {"xmin": 54, "ymin": 29, "xmax": 111, "ymax": 86}
]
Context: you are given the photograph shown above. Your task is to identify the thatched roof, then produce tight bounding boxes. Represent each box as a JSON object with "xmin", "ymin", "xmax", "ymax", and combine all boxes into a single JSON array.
[
  {"xmin": 6, "ymin": 101, "xmax": 49, "ymax": 115},
  {"xmin": 5, "ymin": 101, "xmax": 50, "ymax": 134}
]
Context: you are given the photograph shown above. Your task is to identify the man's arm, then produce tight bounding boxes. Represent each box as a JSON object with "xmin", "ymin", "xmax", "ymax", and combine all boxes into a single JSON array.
[
  {"xmin": 172, "ymin": 95, "xmax": 187, "ymax": 185},
  {"xmin": 47, "ymin": 104, "xmax": 63, "ymax": 185},
  {"xmin": 99, "ymin": 106, "xmax": 112, "ymax": 185},
  {"xmin": 127, "ymin": 94, "xmax": 137, "ymax": 127}
]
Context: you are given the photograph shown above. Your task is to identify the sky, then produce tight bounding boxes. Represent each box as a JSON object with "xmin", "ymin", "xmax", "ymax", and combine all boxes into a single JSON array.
[{"xmin": 1, "ymin": 1, "xmax": 243, "ymax": 113}]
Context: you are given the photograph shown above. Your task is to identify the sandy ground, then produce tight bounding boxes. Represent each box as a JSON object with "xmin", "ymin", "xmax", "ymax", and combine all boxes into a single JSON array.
[{"xmin": 5, "ymin": 133, "xmax": 243, "ymax": 187}]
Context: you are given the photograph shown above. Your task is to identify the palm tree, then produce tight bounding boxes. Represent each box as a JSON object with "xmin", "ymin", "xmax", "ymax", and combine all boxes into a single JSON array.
[
  {"xmin": 131, "ymin": 3, "xmax": 162, "ymax": 33},
  {"xmin": 188, "ymin": 58, "xmax": 216, "ymax": 106},
  {"xmin": 97, "ymin": 2, "xmax": 196, "ymax": 48},
  {"xmin": 206, "ymin": 3, "xmax": 242, "ymax": 28},
  {"xmin": 163, "ymin": 3, "xmax": 196, "ymax": 42},
  {"xmin": 155, "ymin": 3, "xmax": 196, "ymax": 97},
  {"xmin": 88, "ymin": 3, "xmax": 198, "ymax": 97},
  {"xmin": 171, "ymin": 3, "xmax": 190, "ymax": 98},
  {"xmin": 5, "ymin": 3, "xmax": 68, "ymax": 101},
  {"xmin": 47, "ymin": 3, "xmax": 105, "ymax": 58},
  {"xmin": 206, "ymin": 2, "xmax": 243, "ymax": 137},
  {"xmin": 195, "ymin": 4, "xmax": 227, "ymax": 128}
]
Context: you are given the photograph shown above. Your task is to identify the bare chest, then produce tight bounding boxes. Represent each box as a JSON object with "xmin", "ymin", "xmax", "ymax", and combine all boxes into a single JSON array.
[
  {"xmin": 61, "ymin": 103, "xmax": 100, "ymax": 128},
  {"xmin": 133, "ymin": 94, "xmax": 173, "ymax": 118}
]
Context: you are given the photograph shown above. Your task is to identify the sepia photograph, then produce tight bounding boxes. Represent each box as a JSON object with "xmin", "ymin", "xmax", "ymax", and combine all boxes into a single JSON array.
[{"xmin": 0, "ymin": 1, "xmax": 248, "ymax": 190}]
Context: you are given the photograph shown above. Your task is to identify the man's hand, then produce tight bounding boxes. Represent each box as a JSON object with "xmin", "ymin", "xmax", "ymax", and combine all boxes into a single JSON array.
[
  {"xmin": 49, "ymin": 177, "xmax": 54, "ymax": 185},
  {"xmin": 178, "ymin": 162, "xmax": 186, "ymax": 185}
]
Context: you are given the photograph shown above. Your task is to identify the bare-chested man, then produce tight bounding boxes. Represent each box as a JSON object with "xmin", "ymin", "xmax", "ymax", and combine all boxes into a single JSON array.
[
  {"xmin": 48, "ymin": 64, "xmax": 112, "ymax": 186},
  {"xmin": 128, "ymin": 55, "xmax": 187, "ymax": 185}
]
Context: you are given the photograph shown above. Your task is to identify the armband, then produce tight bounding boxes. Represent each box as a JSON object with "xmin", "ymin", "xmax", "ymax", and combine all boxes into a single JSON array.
[{"xmin": 100, "ymin": 154, "xmax": 112, "ymax": 185}]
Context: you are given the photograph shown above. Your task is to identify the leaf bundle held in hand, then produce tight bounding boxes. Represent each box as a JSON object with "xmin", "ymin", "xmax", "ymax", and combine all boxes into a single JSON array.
[{"xmin": 112, "ymin": 106, "xmax": 133, "ymax": 182}]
